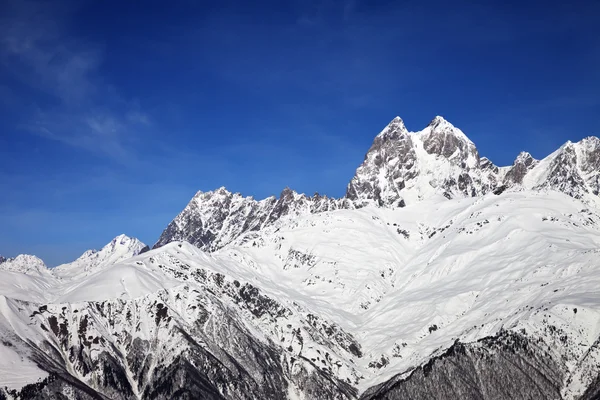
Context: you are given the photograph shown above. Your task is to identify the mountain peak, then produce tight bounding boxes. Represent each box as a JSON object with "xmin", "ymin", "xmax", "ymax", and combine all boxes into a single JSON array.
[
  {"xmin": 428, "ymin": 115, "xmax": 450, "ymax": 127},
  {"xmin": 106, "ymin": 234, "xmax": 145, "ymax": 252},
  {"xmin": 0, "ymin": 254, "xmax": 48, "ymax": 276},
  {"xmin": 192, "ymin": 186, "xmax": 232, "ymax": 199},
  {"xmin": 376, "ymin": 116, "xmax": 408, "ymax": 139},
  {"xmin": 53, "ymin": 235, "xmax": 147, "ymax": 278},
  {"xmin": 155, "ymin": 115, "xmax": 600, "ymax": 254},
  {"xmin": 111, "ymin": 233, "xmax": 134, "ymax": 243},
  {"xmin": 421, "ymin": 115, "xmax": 473, "ymax": 145},
  {"xmin": 515, "ymin": 151, "xmax": 536, "ymax": 164}
]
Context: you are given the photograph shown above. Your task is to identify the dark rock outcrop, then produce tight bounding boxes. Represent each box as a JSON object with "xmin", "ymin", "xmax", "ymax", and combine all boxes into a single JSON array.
[{"xmin": 361, "ymin": 332, "xmax": 565, "ymax": 400}]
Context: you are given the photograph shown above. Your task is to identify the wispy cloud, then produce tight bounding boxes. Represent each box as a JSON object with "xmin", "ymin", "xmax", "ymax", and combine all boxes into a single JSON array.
[{"xmin": 0, "ymin": 0, "xmax": 150, "ymax": 159}]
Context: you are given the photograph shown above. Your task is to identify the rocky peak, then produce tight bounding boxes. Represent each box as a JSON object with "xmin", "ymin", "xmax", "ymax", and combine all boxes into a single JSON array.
[
  {"xmin": 376, "ymin": 116, "xmax": 408, "ymax": 140},
  {"xmin": 0, "ymin": 255, "xmax": 6, "ymax": 264},
  {"xmin": 346, "ymin": 117, "xmax": 417, "ymax": 207},
  {"xmin": 515, "ymin": 151, "xmax": 536, "ymax": 165},
  {"xmin": 279, "ymin": 187, "xmax": 296, "ymax": 201},
  {"xmin": 346, "ymin": 115, "xmax": 493, "ymax": 207},
  {"xmin": 503, "ymin": 152, "xmax": 539, "ymax": 185},
  {"xmin": 0, "ymin": 254, "xmax": 48, "ymax": 276},
  {"xmin": 537, "ymin": 141, "xmax": 590, "ymax": 199},
  {"xmin": 419, "ymin": 116, "xmax": 478, "ymax": 168},
  {"xmin": 153, "ymin": 116, "xmax": 600, "ymax": 252},
  {"xmin": 479, "ymin": 157, "xmax": 499, "ymax": 173},
  {"xmin": 153, "ymin": 186, "xmax": 349, "ymax": 251}
]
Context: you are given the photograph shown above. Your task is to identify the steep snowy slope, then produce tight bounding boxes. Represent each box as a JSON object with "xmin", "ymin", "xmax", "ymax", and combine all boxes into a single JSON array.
[
  {"xmin": 2, "ymin": 191, "xmax": 600, "ymax": 399},
  {"xmin": 0, "ymin": 242, "xmax": 360, "ymax": 399},
  {"xmin": 0, "ymin": 255, "xmax": 56, "ymax": 303},
  {"xmin": 215, "ymin": 191, "xmax": 600, "ymax": 395},
  {"xmin": 2, "ymin": 115, "xmax": 600, "ymax": 399}
]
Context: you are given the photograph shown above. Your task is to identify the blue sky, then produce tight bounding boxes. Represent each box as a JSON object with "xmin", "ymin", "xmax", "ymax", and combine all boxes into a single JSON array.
[{"xmin": 1, "ymin": 0, "xmax": 599, "ymax": 266}]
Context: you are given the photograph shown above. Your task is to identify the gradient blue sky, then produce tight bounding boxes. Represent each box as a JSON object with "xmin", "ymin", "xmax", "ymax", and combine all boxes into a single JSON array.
[{"xmin": 1, "ymin": 0, "xmax": 599, "ymax": 266}]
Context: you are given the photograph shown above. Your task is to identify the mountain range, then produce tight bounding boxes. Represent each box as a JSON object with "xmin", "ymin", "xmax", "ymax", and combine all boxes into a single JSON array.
[{"xmin": 1, "ymin": 116, "xmax": 600, "ymax": 400}]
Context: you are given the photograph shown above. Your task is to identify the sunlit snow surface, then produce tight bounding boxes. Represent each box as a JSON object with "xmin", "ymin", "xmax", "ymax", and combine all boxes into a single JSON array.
[{"xmin": 1, "ymin": 191, "xmax": 600, "ymax": 398}]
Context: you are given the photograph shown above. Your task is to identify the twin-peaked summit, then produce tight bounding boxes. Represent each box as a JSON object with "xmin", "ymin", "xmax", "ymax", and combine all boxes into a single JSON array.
[
  {"xmin": 154, "ymin": 116, "xmax": 600, "ymax": 251},
  {"xmin": 346, "ymin": 116, "xmax": 488, "ymax": 207}
]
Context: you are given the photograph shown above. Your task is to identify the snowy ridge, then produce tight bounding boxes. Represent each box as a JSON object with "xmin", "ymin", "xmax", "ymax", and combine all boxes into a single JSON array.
[
  {"xmin": 153, "ymin": 186, "xmax": 353, "ymax": 252},
  {"xmin": 53, "ymin": 234, "xmax": 147, "ymax": 280}
]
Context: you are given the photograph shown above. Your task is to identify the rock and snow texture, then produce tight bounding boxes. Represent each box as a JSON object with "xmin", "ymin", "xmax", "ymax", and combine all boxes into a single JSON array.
[
  {"xmin": 1, "ymin": 116, "xmax": 600, "ymax": 399},
  {"xmin": 2, "ymin": 192, "xmax": 600, "ymax": 399},
  {"xmin": 153, "ymin": 186, "xmax": 353, "ymax": 252},
  {"xmin": 346, "ymin": 116, "xmax": 496, "ymax": 207},
  {"xmin": 155, "ymin": 116, "xmax": 599, "ymax": 252}
]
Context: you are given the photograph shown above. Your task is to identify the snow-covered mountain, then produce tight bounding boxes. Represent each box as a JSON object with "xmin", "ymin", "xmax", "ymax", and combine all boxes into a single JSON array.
[
  {"xmin": 0, "ymin": 254, "xmax": 50, "ymax": 277},
  {"xmin": 505, "ymin": 137, "xmax": 600, "ymax": 201},
  {"xmin": 1, "ymin": 116, "xmax": 600, "ymax": 399},
  {"xmin": 346, "ymin": 116, "xmax": 497, "ymax": 207},
  {"xmin": 2, "ymin": 191, "xmax": 600, "ymax": 399},
  {"xmin": 155, "ymin": 116, "xmax": 600, "ymax": 251},
  {"xmin": 53, "ymin": 234, "xmax": 148, "ymax": 280},
  {"xmin": 153, "ymin": 186, "xmax": 353, "ymax": 252}
]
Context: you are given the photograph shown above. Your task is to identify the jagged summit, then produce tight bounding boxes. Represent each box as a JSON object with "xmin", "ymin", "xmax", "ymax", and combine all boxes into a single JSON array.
[
  {"xmin": 375, "ymin": 116, "xmax": 408, "ymax": 139},
  {"xmin": 153, "ymin": 116, "xmax": 600, "ymax": 252},
  {"xmin": 346, "ymin": 115, "xmax": 488, "ymax": 207},
  {"xmin": 502, "ymin": 151, "xmax": 538, "ymax": 185},
  {"xmin": 152, "ymin": 185, "xmax": 352, "ymax": 251}
]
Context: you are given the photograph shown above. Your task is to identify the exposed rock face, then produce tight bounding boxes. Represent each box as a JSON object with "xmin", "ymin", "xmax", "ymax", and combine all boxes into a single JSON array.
[
  {"xmin": 503, "ymin": 152, "xmax": 538, "ymax": 185},
  {"xmin": 1, "ymin": 252, "xmax": 359, "ymax": 400},
  {"xmin": 153, "ymin": 116, "xmax": 600, "ymax": 252},
  {"xmin": 360, "ymin": 332, "xmax": 565, "ymax": 400},
  {"xmin": 346, "ymin": 117, "xmax": 415, "ymax": 207},
  {"xmin": 153, "ymin": 187, "xmax": 353, "ymax": 251},
  {"xmin": 348, "ymin": 116, "xmax": 498, "ymax": 206},
  {"xmin": 531, "ymin": 139, "xmax": 600, "ymax": 200},
  {"xmin": 579, "ymin": 374, "xmax": 600, "ymax": 400}
]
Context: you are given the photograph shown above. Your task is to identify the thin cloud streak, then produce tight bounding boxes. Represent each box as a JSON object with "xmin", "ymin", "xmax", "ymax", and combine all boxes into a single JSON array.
[{"xmin": 0, "ymin": 0, "xmax": 150, "ymax": 160}]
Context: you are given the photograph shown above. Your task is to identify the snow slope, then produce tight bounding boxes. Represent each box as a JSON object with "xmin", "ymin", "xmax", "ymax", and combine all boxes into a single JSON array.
[
  {"xmin": 216, "ymin": 190, "xmax": 600, "ymax": 394},
  {"xmin": 1, "ymin": 191, "xmax": 600, "ymax": 398},
  {"xmin": 53, "ymin": 234, "xmax": 148, "ymax": 280}
]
